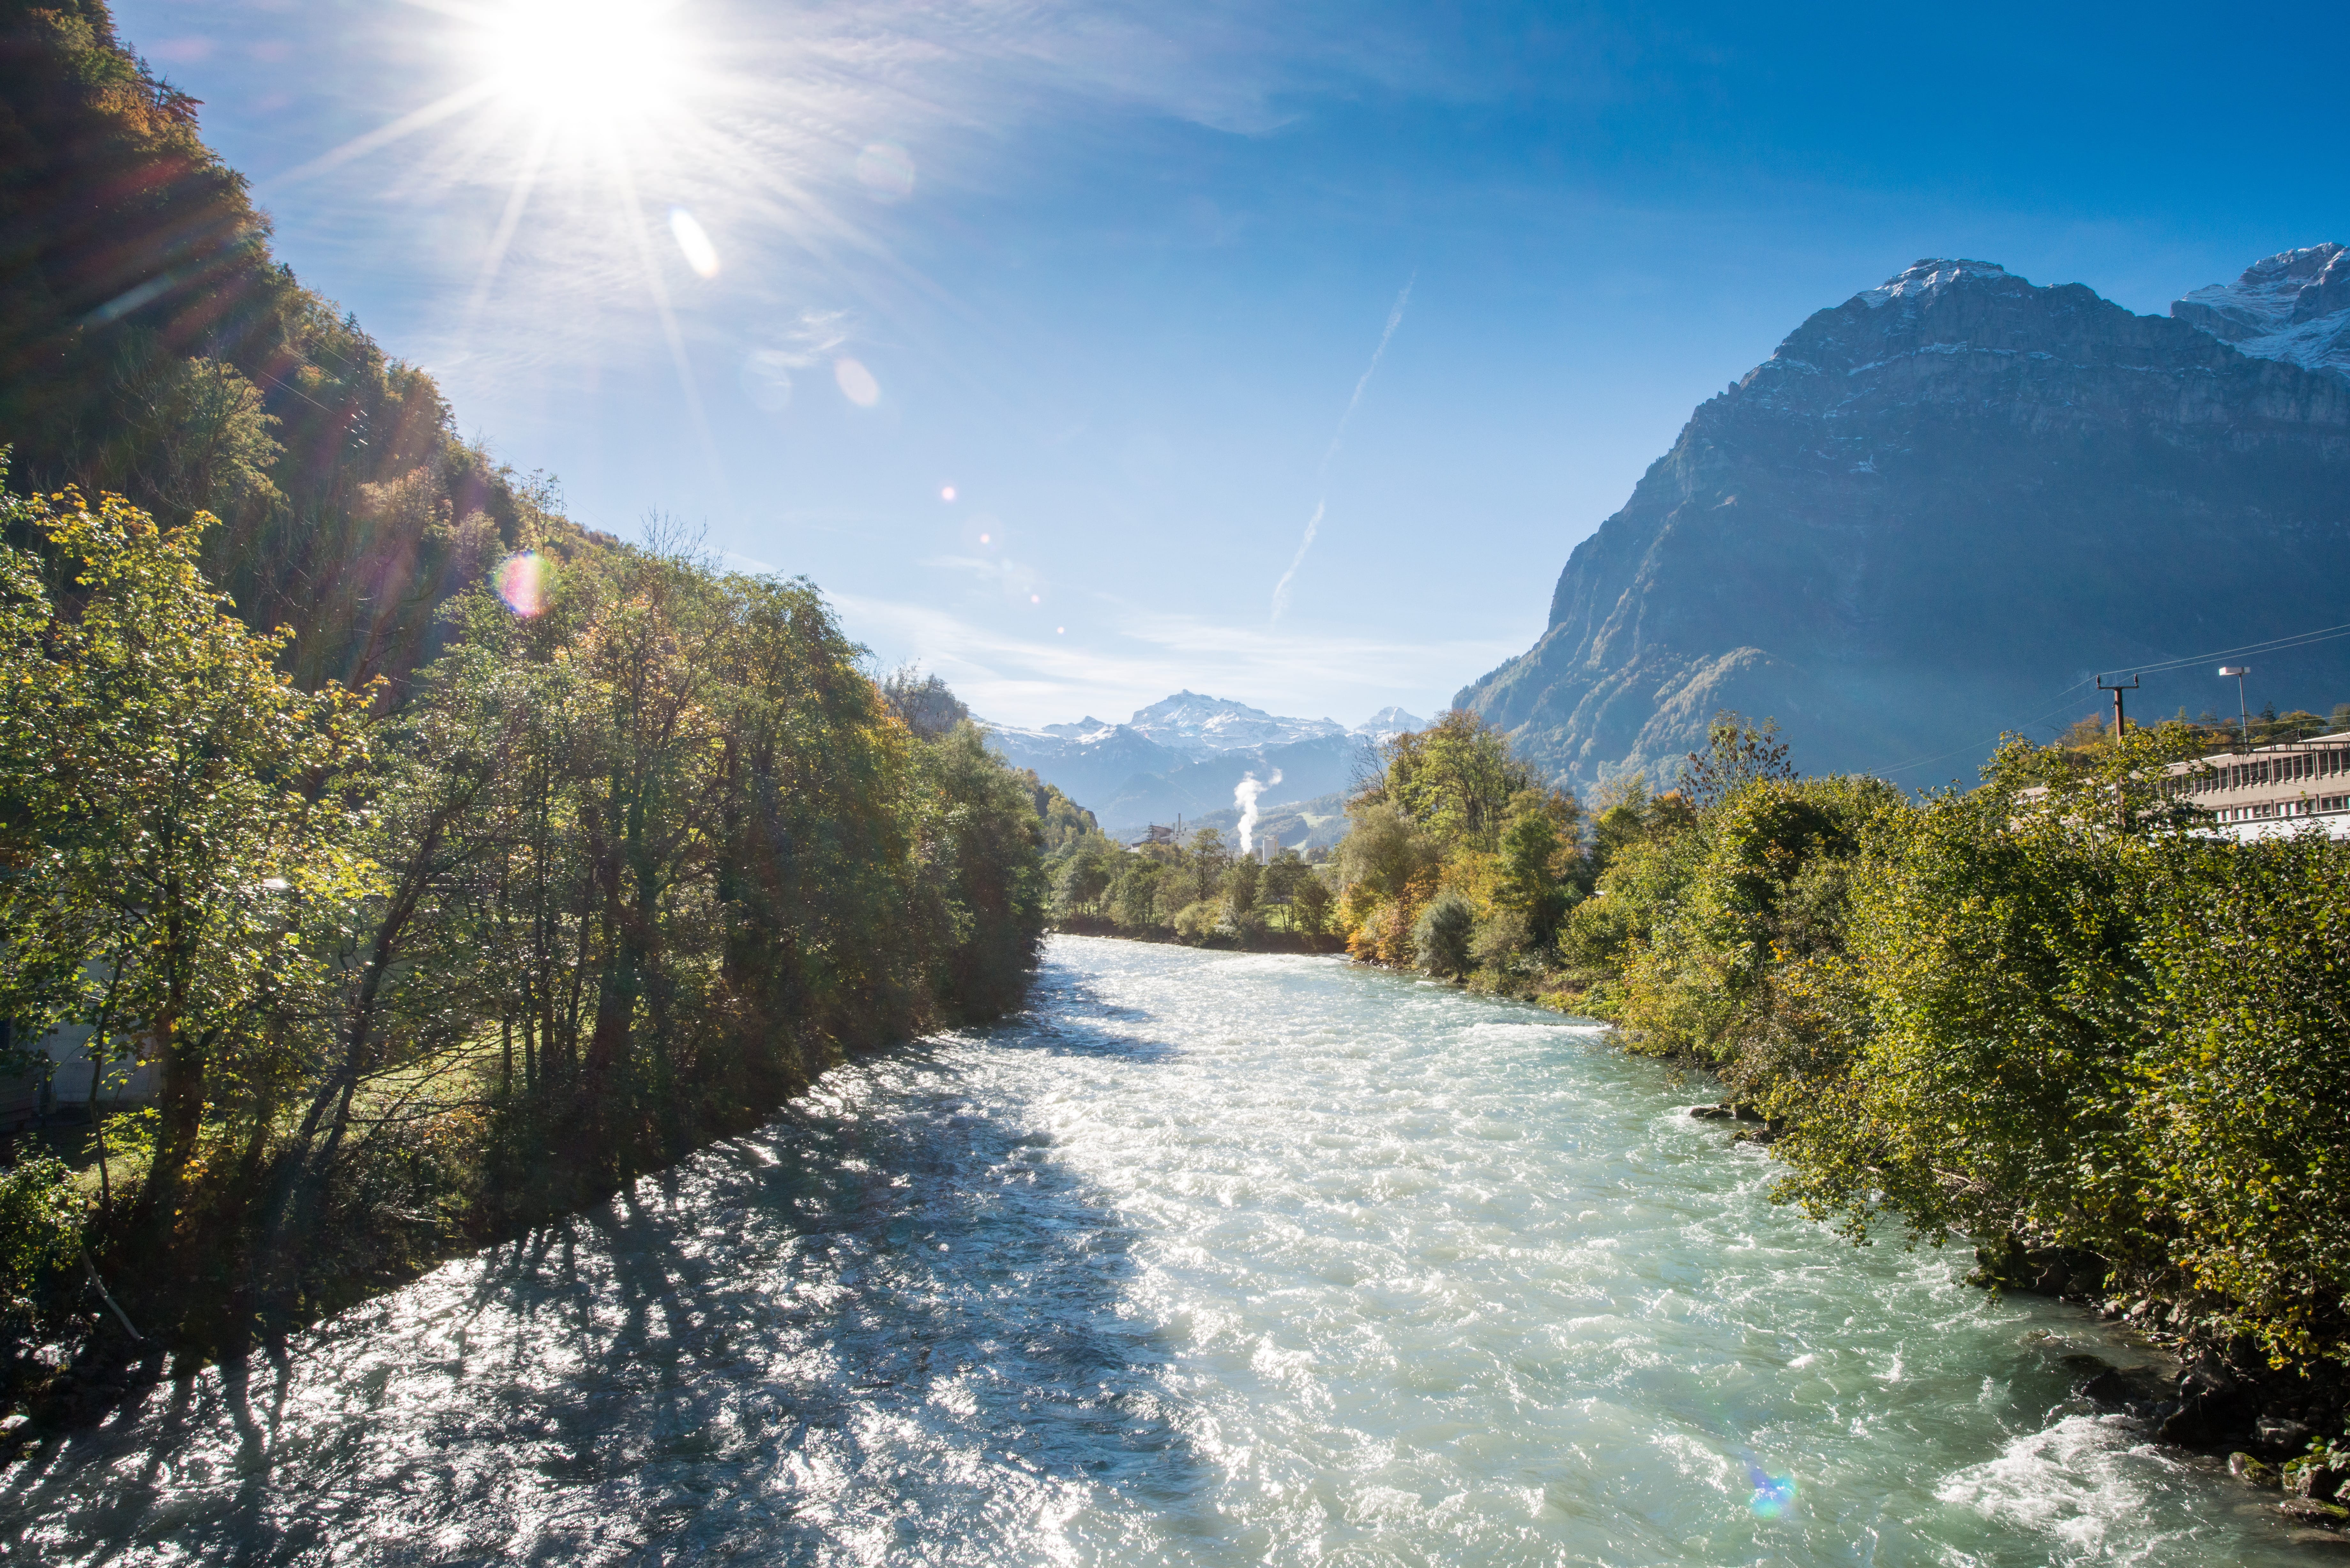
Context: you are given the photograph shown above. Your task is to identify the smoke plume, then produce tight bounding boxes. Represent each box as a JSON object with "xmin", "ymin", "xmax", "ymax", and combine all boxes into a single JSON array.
[{"xmin": 1234, "ymin": 767, "xmax": 1283, "ymax": 854}]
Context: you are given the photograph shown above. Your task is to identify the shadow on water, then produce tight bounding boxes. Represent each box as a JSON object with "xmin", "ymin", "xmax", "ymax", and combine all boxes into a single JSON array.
[{"xmin": 1, "ymin": 955, "xmax": 1207, "ymax": 1565}]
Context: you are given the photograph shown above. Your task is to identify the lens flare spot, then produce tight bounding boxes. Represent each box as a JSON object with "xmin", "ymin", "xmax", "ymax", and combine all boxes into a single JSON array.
[
  {"xmin": 940, "ymin": 485, "xmax": 956, "ymax": 501},
  {"xmin": 1750, "ymin": 1469, "xmax": 1798, "ymax": 1519},
  {"xmin": 978, "ymin": 532, "xmax": 990, "ymax": 544},
  {"xmin": 668, "ymin": 207, "xmax": 719, "ymax": 278},
  {"xmin": 498, "ymin": 550, "xmax": 546, "ymax": 616},
  {"xmin": 1056, "ymin": 625, "xmax": 1065, "ymax": 635},
  {"xmin": 1029, "ymin": 593, "xmax": 1041, "ymax": 604},
  {"xmin": 834, "ymin": 357, "xmax": 880, "ymax": 407},
  {"xmin": 855, "ymin": 141, "xmax": 916, "ymax": 201}
]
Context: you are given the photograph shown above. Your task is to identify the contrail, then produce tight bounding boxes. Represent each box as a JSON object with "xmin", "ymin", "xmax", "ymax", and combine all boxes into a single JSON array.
[{"xmin": 1271, "ymin": 276, "xmax": 1414, "ymax": 622}]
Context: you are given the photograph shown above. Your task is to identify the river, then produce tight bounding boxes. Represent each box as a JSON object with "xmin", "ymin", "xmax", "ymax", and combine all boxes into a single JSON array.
[{"xmin": 1, "ymin": 936, "xmax": 2305, "ymax": 1564}]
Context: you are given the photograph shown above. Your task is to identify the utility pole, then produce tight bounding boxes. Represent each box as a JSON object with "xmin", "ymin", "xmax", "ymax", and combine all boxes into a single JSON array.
[
  {"xmin": 2219, "ymin": 666, "xmax": 2252, "ymax": 750},
  {"xmin": 2097, "ymin": 673, "xmax": 2139, "ymax": 737}
]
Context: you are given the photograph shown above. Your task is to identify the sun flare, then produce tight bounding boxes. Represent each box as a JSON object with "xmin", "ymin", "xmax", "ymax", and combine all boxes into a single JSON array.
[{"xmin": 476, "ymin": 0, "xmax": 684, "ymax": 124}]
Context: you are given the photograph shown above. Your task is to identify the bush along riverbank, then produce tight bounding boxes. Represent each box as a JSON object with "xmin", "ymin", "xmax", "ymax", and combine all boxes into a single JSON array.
[
  {"xmin": 0, "ymin": 491, "xmax": 1049, "ymax": 1438},
  {"xmin": 1045, "ymin": 820, "xmax": 1348, "ymax": 951},
  {"xmin": 1314, "ymin": 707, "xmax": 2350, "ymax": 1508}
]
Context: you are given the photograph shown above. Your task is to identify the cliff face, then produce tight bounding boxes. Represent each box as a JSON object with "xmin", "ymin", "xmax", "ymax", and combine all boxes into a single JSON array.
[{"xmin": 1458, "ymin": 258, "xmax": 2350, "ymax": 791}]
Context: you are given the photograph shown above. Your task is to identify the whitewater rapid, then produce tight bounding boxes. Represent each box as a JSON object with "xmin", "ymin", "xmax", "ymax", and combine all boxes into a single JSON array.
[{"xmin": 1, "ymin": 936, "xmax": 2300, "ymax": 1564}]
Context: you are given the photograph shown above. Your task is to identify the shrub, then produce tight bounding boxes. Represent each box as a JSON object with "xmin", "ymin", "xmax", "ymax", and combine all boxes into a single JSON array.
[
  {"xmin": 0, "ymin": 1153, "xmax": 83, "ymax": 1348},
  {"xmin": 1171, "ymin": 900, "xmax": 1221, "ymax": 945},
  {"xmin": 1414, "ymin": 891, "xmax": 1475, "ymax": 977}
]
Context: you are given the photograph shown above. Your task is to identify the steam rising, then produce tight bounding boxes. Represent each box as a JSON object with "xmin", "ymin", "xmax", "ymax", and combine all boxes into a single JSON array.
[{"xmin": 1235, "ymin": 768, "xmax": 1283, "ymax": 854}]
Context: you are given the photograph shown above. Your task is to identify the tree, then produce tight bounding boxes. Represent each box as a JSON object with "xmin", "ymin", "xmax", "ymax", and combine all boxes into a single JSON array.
[
  {"xmin": 1380, "ymin": 710, "xmax": 1533, "ymax": 851},
  {"xmin": 1222, "ymin": 856, "xmax": 1261, "ymax": 929},
  {"xmin": 2136, "ymin": 831, "xmax": 2350, "ymax": 1357},
  {"xmin": 0, "ymin": 491, "xmax": 374, "ymax": 1236},
  {"xmin": 1676, "ymin": 711, "xmax": 1794, "ymax": 810},
  {"xmin": 1185, "ymin": 827, "xmax": 1231, "ymax": 905},
  {"xmin": 1112, "ymin": 861, "xmax": 1165, "ymax": 928},
  {"xmin": 1261, "ymin": 847, "xmax": 1308, "ymax": 908},
  {"xmin": 883, "ymin": 667, "xmax": 970, "ymax": 739},
  {"xmin": 1292, "ymin": 869, "xmax": 1335, "ymax": 935}
]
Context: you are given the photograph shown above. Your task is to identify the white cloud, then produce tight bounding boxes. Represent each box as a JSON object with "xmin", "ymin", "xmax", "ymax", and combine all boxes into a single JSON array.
[{"xmin": 830, "ymin": 590, "xmax": 1516, "ymax": 729}]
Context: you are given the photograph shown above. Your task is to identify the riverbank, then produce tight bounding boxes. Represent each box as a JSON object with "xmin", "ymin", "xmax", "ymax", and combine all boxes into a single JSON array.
[{"xmin": 1050, "ymin": 913, "xmax": 1346, "ymax": 955}]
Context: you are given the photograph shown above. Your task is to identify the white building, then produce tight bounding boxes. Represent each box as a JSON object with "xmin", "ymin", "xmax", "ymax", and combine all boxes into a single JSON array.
[{"xmin": 2168, "ymin": 730, "xmax": 2350, "ymax": 841}]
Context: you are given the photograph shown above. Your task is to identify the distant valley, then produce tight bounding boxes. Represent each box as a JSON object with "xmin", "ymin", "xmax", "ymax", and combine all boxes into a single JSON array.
[{"xmin": 984, "ymin": 692, "xmax": 1422, "ymax": 839}]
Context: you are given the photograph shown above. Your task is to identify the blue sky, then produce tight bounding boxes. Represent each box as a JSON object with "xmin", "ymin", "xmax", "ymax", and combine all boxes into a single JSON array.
[{"xmin": 119, "ymin": 0, "xmax": 2347, "ymax": 727}]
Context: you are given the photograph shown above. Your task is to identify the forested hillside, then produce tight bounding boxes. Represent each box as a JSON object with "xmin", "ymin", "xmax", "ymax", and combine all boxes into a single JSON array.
[
  {"xmin": 0, "ymin": 0, "xmax": 572, "ymax": 693},
  {"xmin": 0, "ymin": 3, "xmax": 1050, "ymax": 1421}
]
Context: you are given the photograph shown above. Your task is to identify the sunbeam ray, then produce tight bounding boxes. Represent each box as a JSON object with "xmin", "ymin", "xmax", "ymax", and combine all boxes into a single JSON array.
[
  {"xmin": 461, "ymin": 117, "xmax": 556, "ymax": 337},
  {"xmin": 258, "ymin": 79, "xmax": 503, "ymax": 192}
]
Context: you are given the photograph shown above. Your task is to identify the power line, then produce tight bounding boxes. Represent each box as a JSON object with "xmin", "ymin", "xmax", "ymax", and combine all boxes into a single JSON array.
[
  {"xmin": 2096, "ymin": 622, "xmax": 2350, "ymax": 683},
  {"xmin": 1873, "ymin": 615, "xmax": 2350, "ymax": 782}
]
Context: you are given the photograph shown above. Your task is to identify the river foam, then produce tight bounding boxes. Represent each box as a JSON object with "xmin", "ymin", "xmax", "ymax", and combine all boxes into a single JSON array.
[{"xmin": 0, "ymin": 936, "xmax": 2301, "ymax": 1564}]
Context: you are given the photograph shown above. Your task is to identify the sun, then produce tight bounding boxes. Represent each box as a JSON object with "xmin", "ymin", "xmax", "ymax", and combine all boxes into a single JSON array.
[{"xmin": 475, "ymin": 0, "xmax": 685, "ymax": 124}]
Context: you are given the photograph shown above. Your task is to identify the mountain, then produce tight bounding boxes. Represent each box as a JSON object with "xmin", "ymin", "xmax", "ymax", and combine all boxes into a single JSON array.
[
  {"xmin": 1353, "ymin": 706, "xmax": 1428, "ymax": 744},
  {"xmin": 1122, "ymin": 690, "xmax": 1346, "ymax": 757},
  {"xmin": 1457, "ymin": 255, "xmax": 2350, "ymax": 792},
  {"xmin": 973, "ymin": 719, "xmax": 1187, "ymax": 817},
  {"xmin": 2172, "ymin": 245, "xmax": 2350, "ymax": 383},
  {"xmin": 983, "ymin": 692, "xmax": 1380, "ymax": 835}
]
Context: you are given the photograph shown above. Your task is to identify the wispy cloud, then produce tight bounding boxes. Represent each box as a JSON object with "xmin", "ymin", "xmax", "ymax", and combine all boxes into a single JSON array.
[{"xmin": 920, "ymin": 552, "xmax": 1045, "ymax": 600}]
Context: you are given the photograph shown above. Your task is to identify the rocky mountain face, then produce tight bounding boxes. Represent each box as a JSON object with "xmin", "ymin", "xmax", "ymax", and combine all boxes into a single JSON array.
[
  {"xmin": 985, "ymin": 692, "xmax": 1386, "ymax": 836},
  {"xmin": 1457, "ymin": 255, "xmax": 2350, "ymax": 792},
  {"xmin": 2172, "ymin": 244, "xmax": 2350, "ymax": 382}
]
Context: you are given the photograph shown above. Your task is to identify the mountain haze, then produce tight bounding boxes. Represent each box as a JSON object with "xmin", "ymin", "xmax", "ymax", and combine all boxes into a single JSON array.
[
  {"xmin": 985, "ymin": 691, "xmax": 1391, "ymax": 834},
  {"xmin": 1458, "ymin": 255, "xmax": 2350, "ymax": 790}
]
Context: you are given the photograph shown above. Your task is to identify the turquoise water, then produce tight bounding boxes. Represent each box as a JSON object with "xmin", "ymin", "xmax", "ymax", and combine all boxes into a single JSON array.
[{"xmin": 0, "ymin": 936, "xmax": 2302, "ymax": 1563}]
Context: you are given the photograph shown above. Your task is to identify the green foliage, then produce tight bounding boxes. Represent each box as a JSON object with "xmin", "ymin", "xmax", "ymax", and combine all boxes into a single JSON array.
[
  {"xmin": 1413, "ymin": 892, "xmax": 1475, "ymax": 977},
  {"xmin": 1171, "ymin": 900, "xmax": 1221, "ymax": 944},
  {"xmin": 0, "ymin": 490, "xmax": 1049, "ymax": 1382},
  {"xmin": 0, "ymin": 1152, "xmax": 81, "ymax": 1323},
  {"xmin": 0, "ymin": 489, "xmax": 375, "ymax": 1225},
  {"xmin": 1337, "ymin": 802, "xmax": 1440, "ymax": 900},
  {"xmin": 2137, "ymin": 833, "xmax": 2350, "ymax": 1355},
  {"xmin": 1376, "ymin": 710, "xmax": 1535, "ymax": 852},
  {"xmin": 1291, "ymin": 866, "xmax": 1335, "ymax": 935},
  {"xmin": 1675, "ymin": 711, "xmax": 1794, "ymax": 810},
  {"xmin": 883, "ymin": 667, "xmax": 971, "ymax": 739}
]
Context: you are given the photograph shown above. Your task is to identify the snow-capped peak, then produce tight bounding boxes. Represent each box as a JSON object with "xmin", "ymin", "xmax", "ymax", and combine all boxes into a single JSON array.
[
  {"xmin": 2172, "ymin": 244, "xmax": 2350, "ymax": 382},
  {"xmin": 1123, "ymin": 690, "xmax": 1346, "ymax": 756},
  {"xmin": 1351, "ymin": 706, "xmax": 1427, "ymax": 743},
  {"xmin": 1856, "ymin": 258, "xmax": 2015, "ymax": 309}
]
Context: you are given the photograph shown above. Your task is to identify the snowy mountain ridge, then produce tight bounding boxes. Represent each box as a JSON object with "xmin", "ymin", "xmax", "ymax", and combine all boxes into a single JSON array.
[
  {"xmin": 2172, "ymin": 244, "xmax": 2350, "ymax": 382},
  {"xmin": 979, "ymin": 691, "xmax": 1425, "ymax": 834}
]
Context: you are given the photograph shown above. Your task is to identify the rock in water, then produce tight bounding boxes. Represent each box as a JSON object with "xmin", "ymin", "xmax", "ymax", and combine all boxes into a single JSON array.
[
  {"xmin": 1458, "ymin": 256, "xmax": 2350, "ymax": 791},
  {"xmin": 2232, "ymin": 1452, "xmax": 2283, "ymax": 1488}
]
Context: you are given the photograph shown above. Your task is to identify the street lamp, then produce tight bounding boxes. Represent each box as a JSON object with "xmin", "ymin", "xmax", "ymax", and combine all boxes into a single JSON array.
[{"xmin": 2219, "ymin": 666, "xmax": 2251, "ymax": 748}]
